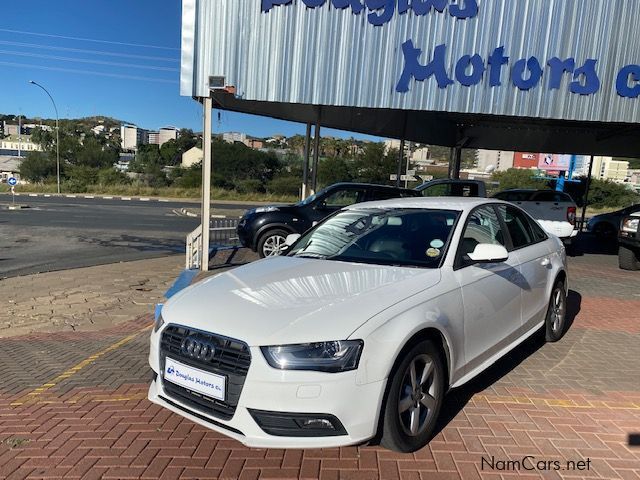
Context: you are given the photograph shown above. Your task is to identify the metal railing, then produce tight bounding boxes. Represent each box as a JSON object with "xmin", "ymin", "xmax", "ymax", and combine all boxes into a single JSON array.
[{"xmin": 186, "ymin": 218, "xmax": 240, "ymax": 270}]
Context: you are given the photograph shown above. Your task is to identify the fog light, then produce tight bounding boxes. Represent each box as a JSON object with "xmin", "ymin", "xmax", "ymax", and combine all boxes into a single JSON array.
[{"xmin": 300, "ymin": 418, "xmax": 334, "ymax": 430}]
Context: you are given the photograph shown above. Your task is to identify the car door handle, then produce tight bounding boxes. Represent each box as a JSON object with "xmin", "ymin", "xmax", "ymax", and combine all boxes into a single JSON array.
[{"xmin": 540, "ymin": 258, "xmax": 551, "ymax": 267}]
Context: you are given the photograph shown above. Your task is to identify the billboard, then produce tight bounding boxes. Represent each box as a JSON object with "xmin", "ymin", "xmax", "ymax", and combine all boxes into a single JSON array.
[{"xmin": 538, "ymin": 154, "xmax": 571, "ymax": 172}]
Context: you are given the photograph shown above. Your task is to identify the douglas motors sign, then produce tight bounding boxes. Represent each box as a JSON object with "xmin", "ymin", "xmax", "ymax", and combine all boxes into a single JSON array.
[{"xmin": 263, "ymin": 0, "xmax": 640, "ymax": 99}]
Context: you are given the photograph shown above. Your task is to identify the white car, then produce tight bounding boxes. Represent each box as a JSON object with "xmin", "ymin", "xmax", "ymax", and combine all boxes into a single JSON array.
[
  {"xmin": 493, "ymin": 189, "xmax": 578, "ymax": 242},
  {"xmin": 148, "ymin": 198, "xmax": 568, "ymax": 452}
]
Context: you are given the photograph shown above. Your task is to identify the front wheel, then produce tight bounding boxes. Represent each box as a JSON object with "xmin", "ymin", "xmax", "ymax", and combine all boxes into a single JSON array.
[
  {"xmin": 380, "ymin": 340, "xmax": 445, "ymax": 453},
  {"xmin": 545, "ymin": 281, "xmax": 567, "ymax": 342},
  {"xmin": 619, "ymin": 245, "xmax": 640, "ymax": 271},
  {"xmin": 257, "ymin": 229, "xmax": 289, "ymax": 258}
]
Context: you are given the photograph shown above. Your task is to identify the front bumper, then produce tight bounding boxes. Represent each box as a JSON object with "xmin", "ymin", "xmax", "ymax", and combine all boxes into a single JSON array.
[
  {"xmin": 148, "ymin": 332, "xmax": 386, "ymax": 449},
  {"xmin": 236, "ymin": 219, "xmax": 254, "ymax": 249},
  {"xmin": 619, "ymin": 231, "xmax": 640, "ymax": 248}
]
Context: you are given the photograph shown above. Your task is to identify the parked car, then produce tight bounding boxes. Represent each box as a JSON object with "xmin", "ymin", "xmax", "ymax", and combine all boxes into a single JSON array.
[
  {"xmin": 416, "ymin": 179, "xmax": 487, "ymax": 198},
  {"xmin": 492, "ymin": 189, "xmax": 578, "ymax": 242},
  {"xmin": 619, "ymin": 212, "xmax": 640, "ymax": 270},
  {"xmin": 237, "ymin": 183, "xmax": 419, "ymax": 258},
  {"xmin": 588, "ymin": 204, "xmax": 640, "ymax": 240},
  {"xmin": 149, "ymin": 198, "xmax": 568, "ymax": 452}
]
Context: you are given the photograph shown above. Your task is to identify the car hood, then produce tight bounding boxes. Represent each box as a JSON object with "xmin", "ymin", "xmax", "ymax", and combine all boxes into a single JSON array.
[{"xmin": 162, "ymin": 257, "xmax": 441, "ymax": 346}]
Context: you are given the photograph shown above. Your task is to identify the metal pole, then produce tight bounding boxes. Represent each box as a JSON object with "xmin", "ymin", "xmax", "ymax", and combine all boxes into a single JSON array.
[
  {"xmin": 28, "ymin": 81, "xmax": 60, "ymax": 194},
  {"xmin": 580, "ymin": 155, "xmax": 595, "ymax": 231},
  {"xmin": 301, "ymin": 122, "xmax": 312, "ymax": 200},
  {"xmin": 397, "ymin": 139, "xmax": 405, "ymax": 188},
  {"xmin": 18, "ymin": 115, "xmax": 21, "ymax": 158},
  {"xmin": 452, "ymin": 147, "xmax": 462, "ymax": 180},
  {"xmin": 311, "ymin": 115, "xmax": 321, "ymax": 194},
  {"xmin": 201, "ymin": 97, "xmax": 213, "ymax": 272}
]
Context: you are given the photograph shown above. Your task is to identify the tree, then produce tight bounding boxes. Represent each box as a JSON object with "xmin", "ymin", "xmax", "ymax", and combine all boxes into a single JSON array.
[
  {"xmin": 74, "ymin": 136, "xmax": 118, "ymax": 169},
  {"xmin": 318, "ymin": 157, "xmax": 353, "ymax": 187},
  {"xmin": 353, "ymin": 143, "xmax": 397, "ymax": 184},
  {"xmin": 18, "ymin": 152, "xmax": 58, "ymax": 183},
  {"xmin": 491, "ymin": 168, "xmax": 547, "ymax": 190}
]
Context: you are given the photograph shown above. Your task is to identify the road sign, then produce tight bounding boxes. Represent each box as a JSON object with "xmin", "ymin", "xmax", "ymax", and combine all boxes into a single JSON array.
[
  {"xmin": 406, "ymin": 169, "xmax": 416, "ymax": 176},
  {"xmin": 7, "ymin": 177, "xmax": 17, "ymax": 187}
]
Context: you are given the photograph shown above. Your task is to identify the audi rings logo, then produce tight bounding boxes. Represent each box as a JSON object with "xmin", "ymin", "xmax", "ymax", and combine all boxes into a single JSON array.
[{"xmin": 181, "ymin": 336, "xmax": 216, "ymax": 361}]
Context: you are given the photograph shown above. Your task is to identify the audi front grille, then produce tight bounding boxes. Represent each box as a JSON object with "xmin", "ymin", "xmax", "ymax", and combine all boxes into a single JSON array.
[{"xmin": 159, "ymin": 325, "xmax": 251, "ymax": 421}]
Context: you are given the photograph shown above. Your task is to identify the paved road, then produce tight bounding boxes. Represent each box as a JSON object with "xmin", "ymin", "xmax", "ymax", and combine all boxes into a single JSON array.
[
  {"xmin": 0, "ymin": 195, "xmax": 261, "ymax": 278},
  {"xmin": 0, "ymin": 254, "xmax": 639, "ymax": 479}
]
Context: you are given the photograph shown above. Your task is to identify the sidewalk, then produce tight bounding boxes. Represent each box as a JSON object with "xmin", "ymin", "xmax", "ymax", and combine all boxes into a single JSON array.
[{"xmin": 0, "ymin": 256, "xmax": 183, "ymax": 338}]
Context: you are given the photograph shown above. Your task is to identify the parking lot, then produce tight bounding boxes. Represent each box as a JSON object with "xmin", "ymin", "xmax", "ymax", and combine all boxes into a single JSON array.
[{"xmin": 1, "ymin": 244, "xmax": 639, "ymax": 480}]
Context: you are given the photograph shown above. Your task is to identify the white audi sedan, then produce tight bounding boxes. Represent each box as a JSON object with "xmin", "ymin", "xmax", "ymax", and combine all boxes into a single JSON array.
[{"xmin": 148, "ymin": 198, "xmax": 568, "ymax": 452}]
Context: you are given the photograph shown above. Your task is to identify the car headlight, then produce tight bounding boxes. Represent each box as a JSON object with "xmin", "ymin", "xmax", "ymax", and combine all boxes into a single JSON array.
[
  {"xmin": 153, "ymin": 312, "xmax": 165, "ymax": 333},
  {"xmin": 261, "ymin": 340, "xmax": 364, "ymax": 373},
  {"xmin": 255, "ymin": 206, "xmax": 280, "ymax": 213},
  {"xmin": 622, "ymin": 217, "xmax": 639, "ymax": 233}
]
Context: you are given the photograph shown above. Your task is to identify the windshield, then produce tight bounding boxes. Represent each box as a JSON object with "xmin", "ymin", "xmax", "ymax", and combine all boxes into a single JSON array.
[
  {"xmin": 288, "ymin": 208, "xmax": 459, "ymax": 268},
  {"xmin": 296, "ymin": 186, "xmax": 330, "ymax": 206}
]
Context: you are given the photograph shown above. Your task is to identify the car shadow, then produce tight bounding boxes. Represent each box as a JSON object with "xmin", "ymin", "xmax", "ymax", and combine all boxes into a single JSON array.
[{"xmin": 431, "ymin": 289, "xmax": 582, "ymax": 438}]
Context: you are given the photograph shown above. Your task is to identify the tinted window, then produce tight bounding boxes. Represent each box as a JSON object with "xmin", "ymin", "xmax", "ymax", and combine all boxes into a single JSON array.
[
  {"xmin": 322, "ymin": 189, "xmax": 363, "ymax": 208},
  {"xmin": 458, "ymin": 206, "xmax": 506, "ymax": 267},
  {"xmin": 497, "ymin": 205, "xmax": 539, "ymax": 250},
  {"xmin": 370, "ymin": 189, "xmax": 411, "ymax": 201},
  {"xmin": 420, "ymin": 184, "xmax": 450, "ymax": 197},
  {"xmin": 493, "ymin": 191, "xmax": 533, "ymax": 202},
  {"xmin": 533, "ymin": 191, "xmax": 572, "ymax": 202}
]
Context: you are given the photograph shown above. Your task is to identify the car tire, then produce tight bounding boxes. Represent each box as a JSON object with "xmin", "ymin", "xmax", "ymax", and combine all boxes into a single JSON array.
[
  {"xmin": 618, "ymin": 245, "xmax": 640, "ymax": 271},
  {"xmin": 545, "ymin": 281, "xmax": 567, "ymax": 342},
  {"xmin": 380, "ymin": 340, "xmax": 445, "ymax": 453},
  {"xmin": 257, "ymin": 229, "xmax": 290, "ymax": 258}
]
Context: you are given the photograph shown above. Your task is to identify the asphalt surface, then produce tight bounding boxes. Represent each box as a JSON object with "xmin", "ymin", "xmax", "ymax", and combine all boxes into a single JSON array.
[{"xmin": 0, "ymin": 194, "xmax": 261, "ymax": 278}]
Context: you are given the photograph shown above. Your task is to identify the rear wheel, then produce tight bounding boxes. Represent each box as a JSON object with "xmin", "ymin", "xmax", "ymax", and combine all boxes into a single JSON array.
[
  {"xmin": 257, "ymin": 229, "xmax": 289, "ymax": 258},
  {"xmin": 545, "ymin": 281, "xmax": 567, "ymax": 342},
  {"xmin": 380, "ymin": 340, "xmax": 445, "ymax": 453},
  {"xmin": 619, "ymin": 245, "xmax": 640, "ymax": 271}
]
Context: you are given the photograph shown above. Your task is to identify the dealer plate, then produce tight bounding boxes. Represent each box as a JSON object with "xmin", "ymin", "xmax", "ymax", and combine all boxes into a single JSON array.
[{"xmin": 164, "ymin": 357, "xmax": 226, "ymax": 401}]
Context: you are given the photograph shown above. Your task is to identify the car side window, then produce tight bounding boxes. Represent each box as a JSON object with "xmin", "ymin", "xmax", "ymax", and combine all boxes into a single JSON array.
[
  {"xmin": 370, "ymin": 189, "xmax": 404, "ymax": 201},
  {"xmin": 322, "ymin": 189, "xmax": 362, "ymax": 209},
  {"xmin": 457, "ymin": 206, "xmax": 506, "ymax": 268},
  {"xmin": 420, "ymin": 184, "xmax": 450, "ymax": 197},
  {"xmin": 496, "ymin": 205, "xmax": 538, "ymax": 250}
]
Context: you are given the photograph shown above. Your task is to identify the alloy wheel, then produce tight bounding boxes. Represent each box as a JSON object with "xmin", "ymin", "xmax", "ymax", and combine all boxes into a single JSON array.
[
  {"xmin": 262, "ymin": 234, "xmax": 287, "ymax": 257},
  {"xmin": 551, "ymin": 288, "xmax": 566, "ymax": 333},
  {"xmin": 398, "ymin": 354, "xmax": 438, "ymax": 437}
]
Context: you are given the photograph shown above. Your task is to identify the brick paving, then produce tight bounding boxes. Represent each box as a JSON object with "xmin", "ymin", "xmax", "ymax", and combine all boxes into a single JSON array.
[{"xmin": 1, "ymin": 249, "xmax": 640, "ymax": 479}]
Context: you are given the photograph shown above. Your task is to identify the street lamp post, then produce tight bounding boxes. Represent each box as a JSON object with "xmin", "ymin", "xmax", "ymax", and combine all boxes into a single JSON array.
[{"xmin": 29, "ymin": 80, "xmax": 60, "ymax": 194}]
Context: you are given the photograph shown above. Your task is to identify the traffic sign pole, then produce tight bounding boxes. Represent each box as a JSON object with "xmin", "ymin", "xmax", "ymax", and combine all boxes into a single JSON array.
[{"xmin": 7, "ymin": 177, "xmax": 17, "ymax": 206}]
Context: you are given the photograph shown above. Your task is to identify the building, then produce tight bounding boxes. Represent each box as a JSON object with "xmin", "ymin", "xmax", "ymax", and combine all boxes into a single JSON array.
[
  {"xmin": 181, "ymin": 146, "xmax": 203, "ymax": 168},
  {"xmin": 91, "ymin": 125, "xmax": 106, "ymax": 136},
  {"xmin": 411, "ymin": 147, "xmax": 431, "ymax": 164},
  {"xmin": 513, "ymin": 152, "xmax": 539, "ymax": 169},
  {"xmin": 0, "ymin": 156, "xmax": 22, "ymax": 183},
  {"xmin": 245, "ymin": 139, "xmax": 264, "ymax": 149},
  {"xmin": 120, "ymin": 125, "xmax": 148, "ymax": 151},
  {"xmin": 159, "ymin": 127, "xmax": 179, "ymax": 145},
  {"xmin": 222, "ymin": 132, "xmax": 247, "ymax": 144},
  {"xmin": 590, "ymin": 157, "xmax": 629, "ymax": 182},
  {"xmin": 476, "ymin": 150, "xmax": 515, "ymax": 173},
  {"xmin": 148, "ymin": 131, "xmax": 160, "ymax": 145},
  {"xmin": 0, "ymin": 136, "xmax": 43, "ymax": 156}
]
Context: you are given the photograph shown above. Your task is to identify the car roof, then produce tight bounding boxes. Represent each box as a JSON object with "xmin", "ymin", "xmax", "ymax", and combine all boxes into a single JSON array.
[
  {"xmin": 345, "ymin": 197, "xmax": 504, "ymax": 212},
  {"xmin": 329, "ymin": 182, "xmax": 415, "ymax": 192}
]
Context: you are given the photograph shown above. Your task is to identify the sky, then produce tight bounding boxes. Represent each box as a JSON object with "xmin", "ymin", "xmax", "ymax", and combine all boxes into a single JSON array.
[{"xmin": 0, "ymin": 0, "xmax": 379, "ymax": 140}]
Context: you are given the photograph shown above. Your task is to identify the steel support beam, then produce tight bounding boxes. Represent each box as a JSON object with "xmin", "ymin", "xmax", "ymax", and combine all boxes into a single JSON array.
[
  {"xmin": 201, "ymin": 96, "xmax": 213, "ymax": 272},
  {"xmin": 311, "ymin": 115, "xmax": 321, "ymax": 194},
  {"xmin": 301, "ymin": 122, "xmax": 312, "ymax": 200}
]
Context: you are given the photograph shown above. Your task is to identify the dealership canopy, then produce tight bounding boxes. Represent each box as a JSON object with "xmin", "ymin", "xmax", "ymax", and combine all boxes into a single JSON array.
[{"xmin": 181, "ymin": 0, "xmax": 640, "ymax": 156}]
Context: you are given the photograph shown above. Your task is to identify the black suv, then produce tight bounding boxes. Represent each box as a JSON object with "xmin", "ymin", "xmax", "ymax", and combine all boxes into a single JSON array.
[{"xmin": 237, "ymin": 182, "xmax": 419, "ymax": 257}]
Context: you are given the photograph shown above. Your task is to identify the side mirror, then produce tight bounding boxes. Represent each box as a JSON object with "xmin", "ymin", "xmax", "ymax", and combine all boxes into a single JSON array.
[
  {"xmin": 468, "ymin": 244, "xmax": 509, "ymax": 263},
  {"xmin": 284, "ymin": 233, "xmax": 301, "ymax": 247}
]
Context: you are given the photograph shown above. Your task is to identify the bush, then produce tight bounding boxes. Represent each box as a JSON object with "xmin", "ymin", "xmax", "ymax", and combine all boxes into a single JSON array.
[
  {"xmin": 267, "ymin": 176, "xmax": 301, "ymax": 196},
  {"xmin": 62, "ymin": 179, "xmax": 88, "ymax": 193},
  {"xmin": 235, "ymin": 179, "xmax": 265, "ymax": 194},
  {"xmin": 97, "ymin": 168, "xmax": 131, "ymax": 186}
]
